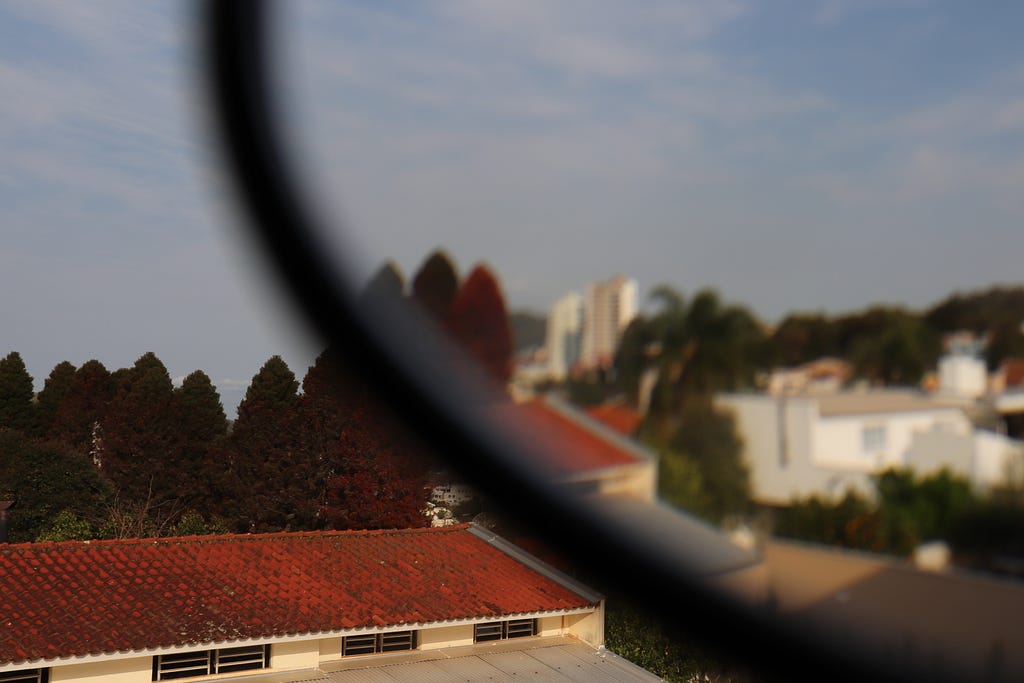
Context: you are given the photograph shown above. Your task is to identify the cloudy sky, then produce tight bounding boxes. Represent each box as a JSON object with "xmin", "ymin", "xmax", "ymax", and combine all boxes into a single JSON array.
[{"xmin": 2, "ymin": 1, "xmax": 1023, "ymax": 410}]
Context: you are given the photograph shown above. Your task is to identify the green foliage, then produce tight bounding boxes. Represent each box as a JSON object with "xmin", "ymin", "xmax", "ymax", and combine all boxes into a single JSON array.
[
  {"xmin": 171, "ymin": 509, "xmax": 230, "ymax": 537},
  {"xmin": 873, "ymin": 468, "xmax": 974, "ymax": 554},
  {"xmin": 985, "ymin": 317, "xmax": 1024, "ymax": 370},
  {"xmin": 0, "ymin": 351, "xmax": 36, "ymax": 433},
  {"xmin": 36, "ymin": 509, "xmax": 94, "ymax": 542},
  {"xmin": 776, "ymin": 469, "xmax": 977, "ymax": 556},
  {"xmin": 0, "ymin": 429, "xmax": 113, "ymax": 543},
  {"xmin": 508, "ymin": 311, "xmax": 547, "ymax": 353},
  {"xmin": 775, "ymin": 491, "xmax": 878, "ymax": 550},
  {"xmin": 48, "ymin": 359, "xmax": 113, "ymax": 450},
  {"xmin": 924, "ymin": 286, "xmax": 1024, "ymax": 334},
  {"xmin": 769, "ymin": 313, "xmax": 839, "ymax": 366},
  {"xmin": 605, "ymin": 598, "xmax": 739, "ymax": 682},
  {"xmin": 848, "ymin": 310, "xmax": 940, "ymax": 385},
  {"xmin": 34, "ymin": 361, "xmax": 76, "ymax": 437},
  {"xmin": 102, "ymin": 352, "xmax": 183, "ymax": 503},
  {"xmin": 616, "ymin": 286, "xmax": 765, "ymax": 415},
  {"xmin": 655, "ymin": 446, "xmax": 706, "ymax": 516},
  {"xmin": 175, "ymin": 370, "xmax": 228, "ymax": 444},
  {"xmin": 667, "ymin": 403, "xmax": 750, "ymax": 523}
]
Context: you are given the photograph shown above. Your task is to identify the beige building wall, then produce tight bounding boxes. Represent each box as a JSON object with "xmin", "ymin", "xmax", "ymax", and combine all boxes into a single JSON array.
[
  {"xmin": 565, "ymin": 603, "xmax": 605, "ymax": 646},
  {"xmin": 271, "ymin": 640, "xmax": 319, "ymax": 671},
  {"xmin": 418, "ymin": 624, "xmax": 474, "ymax": 650},
  {"xmin": 32, "ymin": 610, "xmax": 602, "ymax": 682},
  {"xmin": 48, "ymin": 656, "xmax": 149, "ymax": 683}
]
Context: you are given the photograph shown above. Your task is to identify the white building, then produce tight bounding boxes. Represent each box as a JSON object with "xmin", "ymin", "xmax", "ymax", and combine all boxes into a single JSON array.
[
  {"xmin": 937, "ymin": 353, "xmax": 988, "ymax": 399},
  {"xmin": 580, "ymin": 276, "xmax": 638, "ymax": 371},
  {"xmin": 718, "ymin": 389, "xmax": 1023, "ymax": 505},
  {"xmin": 544, "ymin": 292, "xmax": 583, "ymax": 381}
]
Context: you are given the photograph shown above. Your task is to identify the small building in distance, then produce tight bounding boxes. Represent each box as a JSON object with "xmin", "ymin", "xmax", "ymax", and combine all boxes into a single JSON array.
[{"xmin": 0, "ymin": 525, "xmax": 664, "ymax": 683}]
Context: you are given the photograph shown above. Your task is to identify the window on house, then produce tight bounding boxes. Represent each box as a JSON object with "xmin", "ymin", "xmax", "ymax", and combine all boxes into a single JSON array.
[
  {"xmin": 862, "ymin": 425, "xmax": 887, "ymax": 453},
  {"xmin": 473, "ymin": 618, "xmax": 538, "ymax": 643},
  {"xmin": 152, "ymin": 644, "xmax": 270, "ymax": 680},
  {"xmin": 0, "ymin": 670, "xmax": 49, "ymax": 683},
  {"xmin": 341, "ymin": 631, "xmax": 417, "ymax": 657}
]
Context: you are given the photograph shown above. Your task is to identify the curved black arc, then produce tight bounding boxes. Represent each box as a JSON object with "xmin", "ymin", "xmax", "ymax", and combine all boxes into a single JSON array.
[{"xmin": 202, "ymin": 3, "xmax": 924, "ymax": 682}]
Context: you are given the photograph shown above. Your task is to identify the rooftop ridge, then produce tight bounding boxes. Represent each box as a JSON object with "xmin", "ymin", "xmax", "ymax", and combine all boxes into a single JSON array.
[{"xmin": 0, "ymin": 524, "xmax": 472, "ymax": 553}]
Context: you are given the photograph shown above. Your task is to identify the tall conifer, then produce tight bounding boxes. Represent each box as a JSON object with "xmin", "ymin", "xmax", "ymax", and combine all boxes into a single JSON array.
[{"xmin": 0, "ymin": 351, "xmax": 36, "ymax": 433}]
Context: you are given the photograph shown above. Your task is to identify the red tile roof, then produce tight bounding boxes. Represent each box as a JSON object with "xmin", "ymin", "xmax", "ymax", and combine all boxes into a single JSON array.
[
  {"xmin": 585, "ymin": 404, "xmax": 643, "ymax": 436},
  {"xmin": 0, "ymin": 526, "xmax": 595, "ymax": 666},
  {"xmin": 1003, "ymin": 358, "xmax": 1024, "ymax": 388},
  {"xmin": 497, "ymin": 399, "xmax": 644, "ymax": 474}
]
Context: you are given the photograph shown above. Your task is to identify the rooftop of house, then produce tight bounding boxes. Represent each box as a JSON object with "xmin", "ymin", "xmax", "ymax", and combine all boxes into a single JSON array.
[
  {"xmin": 814, "ymin": 389, "xmax": 966, "ymax": 417},
  {"xmin": 496, "ymin": 397, "xmax": 652, "ymax": 475},
  {"xmin": 584, "ymin": 403, "xmax": 643, "ymax": 437},
  {"xmin": 0, "ymin": 525, "xmax": 599, "ymax": 667}
]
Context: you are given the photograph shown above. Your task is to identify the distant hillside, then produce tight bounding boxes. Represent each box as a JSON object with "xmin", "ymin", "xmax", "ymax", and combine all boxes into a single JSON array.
[{"xmin": 510, "ymin": 311, "xmax": 546, "ymax": 352}]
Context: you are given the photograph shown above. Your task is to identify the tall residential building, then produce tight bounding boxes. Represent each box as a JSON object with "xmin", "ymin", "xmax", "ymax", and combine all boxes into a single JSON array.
[
  {"xmin": 545, "ymin": 292, "xmax": 583, "ymax": 381},
  {"xmin": 580, "ymin": 276, "xmax": 638, "ymax": 371}
]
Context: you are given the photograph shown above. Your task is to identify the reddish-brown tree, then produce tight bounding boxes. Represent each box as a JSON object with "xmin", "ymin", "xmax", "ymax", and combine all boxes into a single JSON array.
[{"xmin": 448, "ymin": 264, "xmax": 514, "ymax": 386}]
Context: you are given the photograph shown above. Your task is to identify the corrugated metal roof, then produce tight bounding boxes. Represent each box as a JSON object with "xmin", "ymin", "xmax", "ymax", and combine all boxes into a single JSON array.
[{"xmin": 321, "ymin": 639, "xmax": 665, "ymax": 683}]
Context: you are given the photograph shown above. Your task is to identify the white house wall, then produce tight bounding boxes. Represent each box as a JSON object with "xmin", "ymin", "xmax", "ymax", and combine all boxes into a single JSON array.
[
  {"xmin": 812, "ymin": 409, "xmax": 970, "ymax": 473},
  {"xmin": 719, "ymin": 395, "xmax": 871, "ymax": 505}
]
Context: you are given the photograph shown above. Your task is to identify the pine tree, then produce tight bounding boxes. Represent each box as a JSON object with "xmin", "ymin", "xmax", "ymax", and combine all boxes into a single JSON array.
[
  {"xmin": 173, "ymin": 370, "xmax": 229, "ymax": 511},
  {"xmin": 448, "ymin": 265, "xmax": 514, "ymax": 385},
  {"xmin": 34, "ymin": 361, "xmax": 76, "ymax": 437},
  {"xmin": 226, "ymin": 356, "xmax": 307, "ymax": 532},
  {"xmin": 48, "ymin": 359, "xmax": 114, "ymax": 451},
  {"xmin": 175, "ymin": 370, "xmax": 228, "ymax": 445},
  {"xmin": 359, "ymin": 261, "xmax": 406, "ymax": 304},
  {"xmin": 411, "ymin": 250, "xmax": 459, "ymax": 323},
  {"xmin": 101, "ymin": 353, "xmax": 183, "ymax": 503},
  {"xmin": 0, "ymin": 351, "xmax": 36, "ymax": 433}
]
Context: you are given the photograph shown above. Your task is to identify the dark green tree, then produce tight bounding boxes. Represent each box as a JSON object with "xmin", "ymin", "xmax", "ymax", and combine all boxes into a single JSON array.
[
  {"xmin": 225, "ymin": 356, "xmax": 310, "ymax": 532},
  {"xmin": 359, "ymin": 260, "xmax": 406, "ymax": 304},
  {"xmin": 617, "ymin": 287, "xmax": 765, "ymax": 419},
  {"xmin": 985, "ymin": 317, "xmax": 1024, "ymax": 370},
  {"xmin": 848, "ymin": 311, "xmax": 939, "ymax": 385},
  {"xmin": 0, "ymin": 351, "xmax": 36, "ymax": 433},
  {"xmin": 34, "ymin": 360, "xmax": 76, "ymax": 438},
  {"xmin": 101, "ymin": 352, "xmax": 183, "ymax": 503},
  {"xmin": 769, "ymin": 313, "xmax": 839, "ymax": 366},
  {"xmin": 0, "ymin": 429, "xmax": 112, "ymax": 543},
  {"xmin": 175, "ymin": 370, "xmax": 228, "ymax": 445},
  {"xmin": 48, "ymin": 359, "xmax": 113, "ymax": 452},
  {"xmin": 411, "ymin": 249, "xmax": 459, "ymax": 323}
]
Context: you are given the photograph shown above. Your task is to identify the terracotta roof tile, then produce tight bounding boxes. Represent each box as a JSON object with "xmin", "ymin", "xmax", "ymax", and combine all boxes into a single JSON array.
[
  {"xmin": 585, "ymin": 404, "xmax": 643, "ymax": 436},
  {"xmin": 0, "ymin": 526, "xmax": 594, "ymax": 666},
  {"xmin": 493, "ymin": 400, "xmax": 642, "ymax": 474}
]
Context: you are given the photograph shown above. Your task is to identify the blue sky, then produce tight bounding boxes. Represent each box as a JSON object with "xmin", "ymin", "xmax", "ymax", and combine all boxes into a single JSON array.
[{"xmin": 2, "ymin": 1, "xmax": 1023, "ymax": 410}]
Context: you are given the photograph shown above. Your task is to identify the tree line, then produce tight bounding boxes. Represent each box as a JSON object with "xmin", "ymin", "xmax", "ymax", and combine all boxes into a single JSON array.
[{"xmin": 0, "ymin": 249, "xmax": 516, "ymax": 543}]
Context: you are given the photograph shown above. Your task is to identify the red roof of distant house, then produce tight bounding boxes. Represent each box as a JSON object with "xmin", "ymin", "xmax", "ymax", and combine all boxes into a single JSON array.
[
  {"xmin": 498, "ymin": 399, "xmax": 644, "ymax": 474},
  {"xmin": 0, "ymin": 526, "xmax": 594, "ymax": 665},
  {"xmin": 1003, "ymin": 358, "xmax": 1024, "ymax": 388},
  {"xmin": 584, "ymin": 404, "xmax": 642, "ymax": 436}
]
